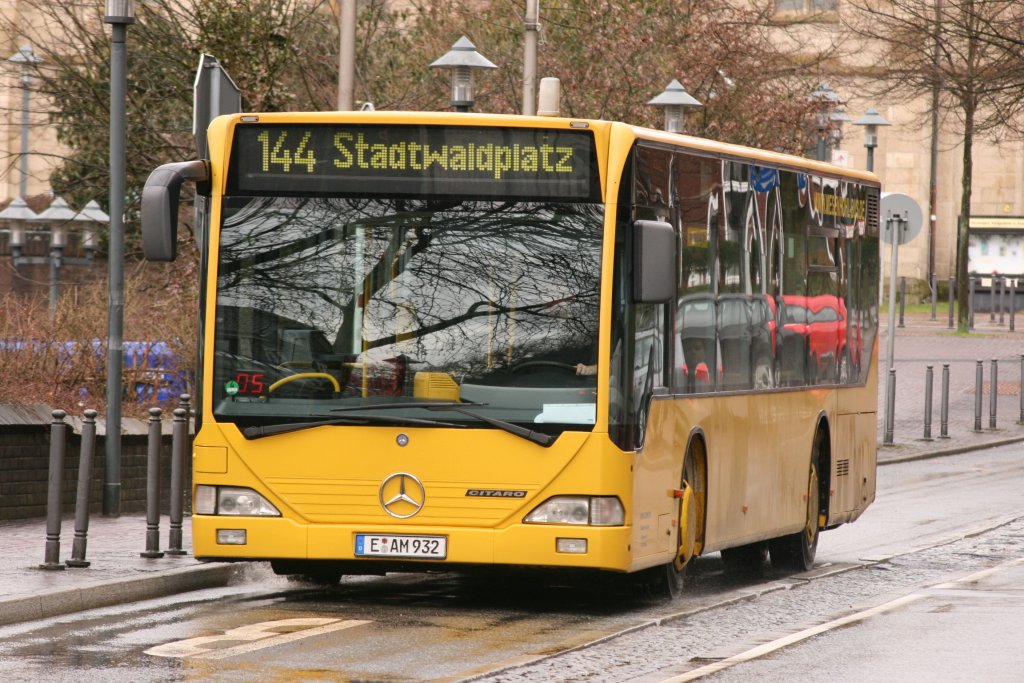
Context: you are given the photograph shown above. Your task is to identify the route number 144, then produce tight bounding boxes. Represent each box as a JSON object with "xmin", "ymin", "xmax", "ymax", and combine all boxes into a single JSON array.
[{"xmin": 258, "ymin": 130, "xmax": 315, "ymax": 173}]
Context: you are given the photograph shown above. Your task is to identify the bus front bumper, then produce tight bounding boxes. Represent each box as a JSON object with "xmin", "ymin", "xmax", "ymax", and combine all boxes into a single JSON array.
[{"xmin": 192, "ymin": 515, "xmax": 637, "ymax": 572}]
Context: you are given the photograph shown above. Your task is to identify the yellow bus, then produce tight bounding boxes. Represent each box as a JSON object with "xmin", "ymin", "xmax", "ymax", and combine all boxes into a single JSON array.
[{"xmin": 142, "ymin": 111, "xmax": 879, "ymax": 597}]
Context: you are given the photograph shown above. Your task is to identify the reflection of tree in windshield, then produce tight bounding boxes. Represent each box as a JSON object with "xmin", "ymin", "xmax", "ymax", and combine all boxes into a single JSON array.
[{"xmin": 216, "ymin": 197, "xmax": 602, "ymax": 379}]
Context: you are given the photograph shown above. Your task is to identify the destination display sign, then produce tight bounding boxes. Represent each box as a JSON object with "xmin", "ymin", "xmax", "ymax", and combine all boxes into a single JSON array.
[{"xmin": 226, "ymin": 123, "xmax": 599, "ymax": 200}]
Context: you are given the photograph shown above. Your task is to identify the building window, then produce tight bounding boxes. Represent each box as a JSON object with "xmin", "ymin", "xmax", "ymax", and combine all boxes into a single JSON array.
[{"xmin": 776, "ymin": 0, "xmax": 837, "ymax": 13}]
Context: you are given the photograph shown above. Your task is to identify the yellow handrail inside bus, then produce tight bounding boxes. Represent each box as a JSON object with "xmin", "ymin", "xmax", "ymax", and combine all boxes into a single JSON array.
[{"xmin": 268, "ymin": 373, "xmax": 341, "ymax": 393}]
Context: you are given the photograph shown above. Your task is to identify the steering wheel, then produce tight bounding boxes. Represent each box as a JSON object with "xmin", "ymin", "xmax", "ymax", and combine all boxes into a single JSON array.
[
  {"xmin": 268, "ymin": 372, "xmax": 341, "ymax": 393},
  {"xmin": 510, "ymin": 361, "xmax": 579, "ymax": 374}
]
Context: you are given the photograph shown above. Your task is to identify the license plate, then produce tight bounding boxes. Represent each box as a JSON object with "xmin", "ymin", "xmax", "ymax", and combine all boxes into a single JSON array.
[{"xmin": 354, "ymin": 534, "xmax": 447, "ymax": 559}]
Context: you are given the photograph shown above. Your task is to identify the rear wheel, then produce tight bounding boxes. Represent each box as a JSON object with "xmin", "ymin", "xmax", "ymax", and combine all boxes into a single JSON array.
[
  {"xmin": 769, "ymin": 432, "xmax": 823, "ymax": 572},
  {"xmin": 720, "ymin": 542, "xmax": 768, "ymax": 575}
]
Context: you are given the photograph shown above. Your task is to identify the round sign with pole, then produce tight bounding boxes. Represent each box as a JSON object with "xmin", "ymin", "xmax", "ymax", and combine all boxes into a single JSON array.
[
  {"xmin": 879, "ymin": 192, "xmax": 923, "ymax": 446},
  {"xmin": 880, "ymin": 192, "xmax": 923, "ymax": 244}
]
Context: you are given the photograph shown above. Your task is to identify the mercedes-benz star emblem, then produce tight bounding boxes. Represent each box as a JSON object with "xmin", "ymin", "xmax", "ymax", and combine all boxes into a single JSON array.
[{"xmin": 379, "ymin": 472, "xmax": 425, "ymax": 519}]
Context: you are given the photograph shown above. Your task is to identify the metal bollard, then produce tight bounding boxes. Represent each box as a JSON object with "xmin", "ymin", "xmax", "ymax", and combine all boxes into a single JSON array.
[
  {"xmin": 40, "ymin": 410, "xmax": 67, "ymax": 570},
  {"xmin": 946, "ymin": 278, "xmax": 954, "ymax": 331},
  {"xmin": 884, "ymin": 368, "xmax": 896, "ymax": 445},
  {"xmin": 989, "ymin": 358, "xmax": 998, "ymax": 429},
  {"xmin": 999, "ymin": 277, "xmax": 1006, "ymax": 325},
  {"xmin": 923, "ymin": 365, "xmax": 933, "ymax": 440},
  {"xmin": 990, "ymin": 272, "xmax": 996, "ymax": 322},
  {"xmin": 66, "ymin": 410, "xmax": 98, "ymax": 568},
  {"xmin": 167, "ymin": 407, "xmax": 188, "ymax": 556},
  {"xmin": 930, "ymin": 272, "xmax": 937, "ymax": 320},
  {"xmin": 898, "ymin": 276, "xmax": 906, "ymax": 328},
  {"xmin": 1019, "ymin": 355, "xmax": 1024, "ymax": 425},
  {"xmin": 1011, "ymin": 280, "xmax": 1017, "ymax": 332},
  {"xmin": 141, "ymin": 407, "xmax": 164, "ymax": 558},
  {"xmin": 974, "ymin": 360, "xmax": 983, "ymax": 431},
  {"xmin": 940, "ymin": 363, "xmax": 950, "ymax": 438},
  {"xmin": 969, "ymin": 276, "xmax": 975, "ymax": 329},
  {"xmin": 948, "ymin": 276, "xmax": 955, "ymax": 329}
]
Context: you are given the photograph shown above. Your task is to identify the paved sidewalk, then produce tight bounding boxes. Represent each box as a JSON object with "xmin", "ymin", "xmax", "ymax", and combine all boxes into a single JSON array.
[
  {"xmin": 0, "ymin": 514, "xmax": 242, "ymax": 627},
  {"xmin": 0, "ymin": 311, "xmax": 1021, "ymax": 628},
  {"xmin": 878, "ymin": 310, "xmax": 1024, "ymax": 463}
]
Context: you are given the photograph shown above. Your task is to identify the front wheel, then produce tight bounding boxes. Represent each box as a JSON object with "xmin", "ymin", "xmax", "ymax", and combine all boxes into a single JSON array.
[{"xmin": 769, "ymin": 438, "xmax": 822, "ymax": 572}]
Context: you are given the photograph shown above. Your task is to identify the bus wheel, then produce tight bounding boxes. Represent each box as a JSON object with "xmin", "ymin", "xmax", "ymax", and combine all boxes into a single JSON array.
[
  {"xmin": 720, "ymin": 542, "xmax": 768, "ymax": 575},
  {"xmin": 768, "ymin": 436, "xmax": 822, "ymax": 572},
  {"xmin": 272, "ymin": 560, "xmax": 344, "ymax": 587},
  {"xmin": 634, "ymin": 440, "xmax": 705, "ymax": 601},
  {"xmin": 635, "ymin": 561, "xmax": 685, "ymax": 600}
]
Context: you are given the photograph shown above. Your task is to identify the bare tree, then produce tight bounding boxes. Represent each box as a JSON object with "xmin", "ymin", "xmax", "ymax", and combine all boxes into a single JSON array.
[{"xmin": 843, "ymin": 0, "xmax": 1024, "ymax": 331}]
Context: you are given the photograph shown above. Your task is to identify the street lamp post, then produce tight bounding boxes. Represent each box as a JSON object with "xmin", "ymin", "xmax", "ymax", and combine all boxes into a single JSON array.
[
  {"xmin": 809, "ymin": 82, "xmax": 844, "ymax": 162},
  {"xmin": 429, "ymin": 36, "xmax": 496, "ymax": 113},
  {"xmin": 853, "ymin": 107, "xmax": 892, "ymax": 309},
  {"xmin": 853, "ymin": 107, "xmax": 891, "ymax": 173},
  {"xmin": 647, "ymin": 80, "xmax": 703, "ymax": 134},
  {"xmin": 7, "ymin": 45, "xmax": 41, "ymax": 198},
  {"xmin": 104, "ymin": 0, "xmax": 135, "ymax": 516}
]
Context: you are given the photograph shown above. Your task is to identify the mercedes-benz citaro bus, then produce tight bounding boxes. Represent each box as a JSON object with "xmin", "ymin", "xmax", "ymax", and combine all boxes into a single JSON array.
[{"xmin": 141, "ymin": 111, "xmax": 879, "ymax": 599}]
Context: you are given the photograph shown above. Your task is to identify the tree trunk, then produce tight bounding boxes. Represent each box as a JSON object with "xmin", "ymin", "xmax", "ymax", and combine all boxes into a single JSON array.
[{"xmin": 955, "ymin": 96, "xmax": 976, "ymax": 333}]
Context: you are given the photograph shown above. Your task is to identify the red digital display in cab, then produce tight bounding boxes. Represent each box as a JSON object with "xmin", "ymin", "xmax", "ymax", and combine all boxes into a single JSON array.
[{"xmin": 233, "ymin": 372, "xmax": 265, "ymax": 395}]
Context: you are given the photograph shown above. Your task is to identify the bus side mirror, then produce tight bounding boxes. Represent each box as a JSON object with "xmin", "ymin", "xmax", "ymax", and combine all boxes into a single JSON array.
[
  {"xmin": 633, "ymin": 219, "xmax": 676, "ymax": 303},
  {"xmin": 141, "ymin": 160, "xmax": 210, "ymax": 261}
]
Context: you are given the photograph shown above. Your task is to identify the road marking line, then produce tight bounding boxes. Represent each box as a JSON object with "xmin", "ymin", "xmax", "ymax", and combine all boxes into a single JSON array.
[
  {"xmin": 145, "ymin": 617, "xmax": 370, "ymax": 659},
  {"xmin": 657, "ymin": 594, "xmax": 924, "ymax": 682},
  {"xmin": 659, "ymin": 556, "xmax": 1024, "ymax": 681}
]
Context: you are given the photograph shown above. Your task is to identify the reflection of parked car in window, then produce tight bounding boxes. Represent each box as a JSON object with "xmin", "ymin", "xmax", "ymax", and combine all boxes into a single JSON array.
[
  {"xmin": 778, "ymin": 295, "xmax": 847, "ymax": 384},
  {"xmin": 716, "ymin": 294, "xmax": 777, "ymax": 390},
  {"xmin": 677, "ymin": 294, "xmax": 720, "ymax": 392}
]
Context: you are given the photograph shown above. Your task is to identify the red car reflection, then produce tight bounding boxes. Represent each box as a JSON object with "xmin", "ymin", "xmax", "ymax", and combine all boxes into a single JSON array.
[{"xmin": 779, "ymin": 294, "xmax": 848, "ymax": 383}]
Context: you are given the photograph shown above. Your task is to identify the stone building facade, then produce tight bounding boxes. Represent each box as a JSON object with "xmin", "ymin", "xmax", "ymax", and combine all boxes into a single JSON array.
[{"xmin": 1, "ymin": 0, "xmax": 1021, "ymax": 296}]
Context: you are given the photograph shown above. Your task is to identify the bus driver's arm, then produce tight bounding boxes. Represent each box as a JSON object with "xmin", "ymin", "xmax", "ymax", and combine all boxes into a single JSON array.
[{"xmin": 576, "ymin": 363, "xmax": 597, "ymax": 376}]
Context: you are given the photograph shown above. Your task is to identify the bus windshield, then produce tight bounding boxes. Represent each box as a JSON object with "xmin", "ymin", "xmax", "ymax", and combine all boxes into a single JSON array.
[{"xmin": 212, "ymin": 196, "xmax": 603, "ymax": 435}]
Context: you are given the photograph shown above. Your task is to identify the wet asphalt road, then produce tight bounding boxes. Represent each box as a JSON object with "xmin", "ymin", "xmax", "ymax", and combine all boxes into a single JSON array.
[{"xmin": 0, "ymin": 443, "xmax": 1021, "ymax": 682}]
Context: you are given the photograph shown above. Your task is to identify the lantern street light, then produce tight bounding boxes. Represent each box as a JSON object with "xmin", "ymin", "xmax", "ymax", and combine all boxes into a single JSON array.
[
  {"xmin": 1, "ymin": 196, "xmax": 102, "ymax": 315},
  {"xmin": 75, "ymin": 200, "xmax": 110, "ymax": 257},
  {"xmin": 852, "ymin": 107, "xmax": 891, "ymax": 173},
  {"xmin": 429, "ymin": 36, "xmax": 496, "ymax": 113},
  {"xmin": 0, "ymin": 197, "xmax": 37, "ymax": 261},
  {"xmin": 36, "ymin": 197, "xmax": 77, "ymax": 315},
  {"xmin": 647, "ymin": 80, "xmax": 703, "ymax": 134},
  {"xmin": 829, "ymin": 105, "xmax": 851, "ymax": 162},
  {"xmin": 809, "ymin": 82, "xmax": 844, "ymax": 162},
  {"xmin": 7, "ymin": 45, "xmax": 41, "ymax": 198}
]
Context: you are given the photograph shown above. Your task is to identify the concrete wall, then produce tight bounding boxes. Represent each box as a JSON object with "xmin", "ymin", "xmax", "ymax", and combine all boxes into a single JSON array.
[{"xmin": 0, "ymin": 407, "xmax": 191, "ymax": 521}]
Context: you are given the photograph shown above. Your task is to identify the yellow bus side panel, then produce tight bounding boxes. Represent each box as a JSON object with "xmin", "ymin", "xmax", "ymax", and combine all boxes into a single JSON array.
[{"xmin": 638, "ymin": 385, "xmax": 872, "ymax": 561}]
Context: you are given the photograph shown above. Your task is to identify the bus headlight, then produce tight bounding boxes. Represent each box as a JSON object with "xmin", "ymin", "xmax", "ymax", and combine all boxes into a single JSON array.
[
  {"xmin": 524, "ymin": 496, "xmax": 624, "ymax": 526},
  {"xmin": 194, "ymin": 485, "xmax": 281, "ymax": 516}
]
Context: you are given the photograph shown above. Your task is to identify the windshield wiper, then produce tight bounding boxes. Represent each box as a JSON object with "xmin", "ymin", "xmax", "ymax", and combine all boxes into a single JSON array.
[
  {"xmin": 242, "ymin": 414, "xmax": 465, "ymax": 439},
  {"xmin": 329, "ymin": 401, "xmax": 556, "ymax": 447}
]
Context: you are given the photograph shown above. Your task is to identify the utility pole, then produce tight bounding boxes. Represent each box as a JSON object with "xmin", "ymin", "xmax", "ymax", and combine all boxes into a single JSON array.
[
  {"xmin": 522, "ymin": 0, "xmax": 539, "ymax": 116},
  {"xmin": 338, "ymin": 0, "xmax": 356, "ymax": 110}
]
